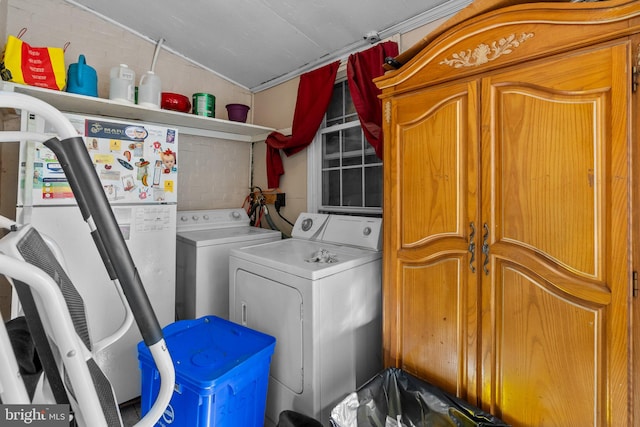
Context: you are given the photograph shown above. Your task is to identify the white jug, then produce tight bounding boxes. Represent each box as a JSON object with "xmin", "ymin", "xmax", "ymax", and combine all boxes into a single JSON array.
[
  {"xmin": 109, "ymin": 64, "xmax": 136, "ymax": 104},
  {"xmin": 138, "ymin": 71, "xmax": 162, "ymax": 109}
]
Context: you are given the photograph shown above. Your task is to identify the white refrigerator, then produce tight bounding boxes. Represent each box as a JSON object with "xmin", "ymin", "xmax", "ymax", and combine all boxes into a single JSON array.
[{"xmin": 16, "ymin": 111, "xmax": 178, "ymax": 403}]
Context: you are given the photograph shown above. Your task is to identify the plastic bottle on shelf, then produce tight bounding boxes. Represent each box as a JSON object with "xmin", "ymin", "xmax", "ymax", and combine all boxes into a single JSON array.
[
  {"xmin": 138, "ymin": 71, "xmax": 161, "ymax": 109},
  {"xmin": 109, "ymin": 64, "xmax": 136, "ymax": 104}
]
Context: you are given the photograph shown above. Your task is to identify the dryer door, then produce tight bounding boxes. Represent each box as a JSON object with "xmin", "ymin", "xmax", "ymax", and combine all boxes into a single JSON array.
[{"xmin": 233, "ymin": 269, "xmax": 304, "ymax": 393}]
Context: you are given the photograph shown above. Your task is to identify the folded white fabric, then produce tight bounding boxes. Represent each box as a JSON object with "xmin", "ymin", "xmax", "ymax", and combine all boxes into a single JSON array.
[{"xmin": 305, "ymin": 248, "xmax": 338, "ymax": 263}]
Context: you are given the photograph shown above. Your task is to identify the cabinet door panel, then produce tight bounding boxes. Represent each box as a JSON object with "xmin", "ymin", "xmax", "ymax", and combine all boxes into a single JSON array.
[
  {"xmin": 496, "ymin": 265, "xmax": 601, "ymax": 426},
  {"xmin": 398, "ymin": 90, "xmax": 471, "ymax": 246},
  {"xmin": 497, "ymin": 89, "xmax": 600, "ymax": 278},
  {"xmin": 482, "ymin": 43, "xmax": 630, "ymax": 425},
  {"xmin": 385, "ymin": 81, "xmax": 480, "ymax": 397},
  {"xmin": 401, "ymin": 261, "xmax": 464, "ymax": 393}
]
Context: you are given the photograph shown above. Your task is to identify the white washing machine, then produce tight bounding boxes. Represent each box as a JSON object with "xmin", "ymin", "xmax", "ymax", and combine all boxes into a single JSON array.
[
  {"xmin": 175, "ymin": 208, "xmax": 281, "ymax": 320},
  {"xmin": 229, "ymin": 213, "xmax": 383, "ymax": 426}
]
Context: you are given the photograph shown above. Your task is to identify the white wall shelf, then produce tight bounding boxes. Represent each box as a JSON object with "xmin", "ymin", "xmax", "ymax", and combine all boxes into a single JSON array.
[{"xmin": 1, "ymin": 83, "xmax": 274, "ymax": 142}]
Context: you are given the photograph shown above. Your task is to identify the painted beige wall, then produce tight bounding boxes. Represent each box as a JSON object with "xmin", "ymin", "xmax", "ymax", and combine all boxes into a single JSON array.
[
  {"xmin": 3, "ymin": 0, "xmax": 453, "ymax": 230},
  {"xmin": 0, "ymin": 0, "xmax": 457, "ymax": 317},
  {"xmin": 6, "ymin": 0, "xmax": 253, "ymax": 116},
  {"xmin": 0, "ymin": 0, "xmax": 5, "ymax": 45},
  {"xmin": 251, "ymin": 17, "xmax": 450, "ymax": 235},
  {"xmin": 3, "ymin": 0, "xmax": 255, "ymax": 211},
  {"xmin": 401, "ymin": 17, "xmax": 449, "ymax": 49},
  {"xmin": 252, "ymin": 77, "xmax": 300, "ymax": 235}
]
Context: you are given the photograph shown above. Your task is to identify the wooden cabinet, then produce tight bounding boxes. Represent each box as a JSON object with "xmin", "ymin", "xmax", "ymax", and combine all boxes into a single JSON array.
[{"xmin": 376, "ymin": 1, "xmax": 640, "ymax": 425}]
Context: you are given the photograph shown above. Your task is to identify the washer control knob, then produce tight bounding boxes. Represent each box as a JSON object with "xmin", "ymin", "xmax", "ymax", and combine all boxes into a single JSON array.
[
  {"xmin": 363, "ymin": 227, "xmax": 372, "ymax": 236},
  {"xmin": 203, "ymin": 215, "xmax": 210, "ymax": 220},
  {"xmin": 180, "ymin": 216, "xmax": 188, "ymax": 222},
  {"xmin": 301, "ymin": 218, "xmax": 313, "ymax": 232},
  {"xmin": 192, "ymin": 215, "xmax": 199, "ymax": 221},
  {"xmin": 232, "ymin": 211, "xmax": 241, "ymax": 219}
]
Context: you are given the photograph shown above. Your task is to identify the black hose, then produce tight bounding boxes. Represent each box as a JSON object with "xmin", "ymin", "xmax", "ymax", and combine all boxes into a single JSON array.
[
  {"xmin": 263, "ymin": 206, "xmax": 279, "ymax": 231},
  {"xmin": 276, "ymin": 207, "xmax": 294, "ymax": 227}
]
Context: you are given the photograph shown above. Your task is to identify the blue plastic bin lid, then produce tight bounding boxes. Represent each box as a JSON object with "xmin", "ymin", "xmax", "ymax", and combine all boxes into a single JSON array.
[{"xmin": 138, "ymin": 316, "xmax": 276, "ymax": 389}]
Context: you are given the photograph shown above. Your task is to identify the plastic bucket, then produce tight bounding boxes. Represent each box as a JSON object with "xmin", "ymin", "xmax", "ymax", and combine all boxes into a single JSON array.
[{"xmin": 226, "ymin": 104, "xmax": 250, "ymax": 122}]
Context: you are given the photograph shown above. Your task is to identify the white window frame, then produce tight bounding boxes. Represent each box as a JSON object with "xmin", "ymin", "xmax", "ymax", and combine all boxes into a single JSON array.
[{"xmin": 307, "ymin": 75, "xmax": 383, "ymax": 216}]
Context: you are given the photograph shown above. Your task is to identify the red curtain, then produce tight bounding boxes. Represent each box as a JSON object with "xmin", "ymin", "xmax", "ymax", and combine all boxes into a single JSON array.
[
  {"xmin": 265, "ymin": 61, "xmax": 340, "ymax": 189},
  {"xmin": 347, "ymin": 41, "xmax": 398, "ymax": 159}
]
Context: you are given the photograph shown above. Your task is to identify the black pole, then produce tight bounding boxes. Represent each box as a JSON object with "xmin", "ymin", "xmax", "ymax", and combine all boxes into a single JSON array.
[{"xmin": 44, "ymin": 136, "xmax": 163, "ymax": 346}]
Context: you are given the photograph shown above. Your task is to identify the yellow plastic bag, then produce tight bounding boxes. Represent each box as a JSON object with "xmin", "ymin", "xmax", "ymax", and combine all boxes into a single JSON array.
[{"xmin": 0, "ymin": 28, "xmax": 68, "ymax": 90}]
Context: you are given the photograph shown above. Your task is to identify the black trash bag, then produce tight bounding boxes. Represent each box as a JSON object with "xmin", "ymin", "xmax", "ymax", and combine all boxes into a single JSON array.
[
  {"xmin": 329, "ymin": 368, "xmax": 510, "ymax": 427},
  {"xmin": 277, "ymin": 410, "xmax": 324, "ymax": 427},
  {"xmin": 5, "ymin": 316, "xmax": 42, "ymax": 399}
]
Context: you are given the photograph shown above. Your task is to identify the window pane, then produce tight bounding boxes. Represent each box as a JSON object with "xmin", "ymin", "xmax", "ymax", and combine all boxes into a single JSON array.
[
  {"xmin": 365, "ymin": 165, "xmax": 382, "ymax": 207},
  {"xmin": 322, "ymin": 170, "xmax": 340, "ymax": 206},
  {"xmin": 364, "ymin": 146, "xmax": 379, "ymax": 164},
  {"xmin": 344, "ymin": 114, "xmax": 359, "ymax": 123},
  {"xmin": 323, "ymin": 132, "xmax": 340, "ymax": 168},
  {"xmin": 317, "ymin": 80, "xmax": 382, "ymax": 213},
  {"xmin": 345, "ymin": 86, "xmax": 356, "ymax": 116},
  {"xmin": 326, "ymin": 84, "xmax": 343, "ymax": 122},
  {"xmin": 342, "ymin": 127, "xmax": 362, "ymax": 167},
  {"xmin": 343, "ymin": 127, "xmax": 361, "ymax": 152},
  {"xmin": 342, "ymin": 168, "xmax": 362, "ymax": 206}
]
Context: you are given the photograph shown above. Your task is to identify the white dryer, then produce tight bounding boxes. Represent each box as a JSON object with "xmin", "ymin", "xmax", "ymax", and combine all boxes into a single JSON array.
[
  {"xmin": 175, "ymin": 208, "xmax": 281, "ymax": 320},
  {"xmin": 229, "ymin": 213, "xmax": 383, "ymax": 426}
]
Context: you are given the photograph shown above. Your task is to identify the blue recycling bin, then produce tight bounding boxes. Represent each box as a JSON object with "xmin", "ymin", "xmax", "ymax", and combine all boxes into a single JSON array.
[{"xmin": 138, "ymin": 316, "xmax": 276, "ymax": 427}]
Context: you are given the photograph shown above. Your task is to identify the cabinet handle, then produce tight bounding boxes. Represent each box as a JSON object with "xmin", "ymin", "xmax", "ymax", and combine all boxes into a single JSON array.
[
  {"xmin": 482, "ymin": 223, "xmax": 490, "ymax": 275},
  {"xmin": 468, "ymin": 222, "xmax": 476, "ymax": 273}
]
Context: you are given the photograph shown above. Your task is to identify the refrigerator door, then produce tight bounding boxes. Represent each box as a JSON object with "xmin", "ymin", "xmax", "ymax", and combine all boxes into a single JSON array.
[
  {"xmin": 16, "ymin": 204, "xmax": 176, "ymax": 403},
  {"xmin": 20, "ymin": 112, "xmax": 178, "ymax": 207},
  {"xmin": 16, "ymin": 112, "xmax": 179, "ymax": 402}
]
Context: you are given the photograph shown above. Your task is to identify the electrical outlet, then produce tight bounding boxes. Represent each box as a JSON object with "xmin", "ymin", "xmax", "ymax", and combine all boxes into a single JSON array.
[{"xmin": 252, "ymin": 191, "xmax": 283, "ymax": 205}]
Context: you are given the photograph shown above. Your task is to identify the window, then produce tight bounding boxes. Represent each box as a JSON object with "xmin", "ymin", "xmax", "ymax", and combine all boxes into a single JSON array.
[{"xmin": 308, "ymin": 80, "xmax": 383, "ymax": 216}]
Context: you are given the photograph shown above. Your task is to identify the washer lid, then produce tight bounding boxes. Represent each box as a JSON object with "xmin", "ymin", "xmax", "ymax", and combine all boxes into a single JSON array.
[
  {"xmin": 177, "ymin": 226, "xmax": 281, "ymax": 246},
  {"xmin": 230, "ymin": 238, "xmax": 381, "ymax": 280}
]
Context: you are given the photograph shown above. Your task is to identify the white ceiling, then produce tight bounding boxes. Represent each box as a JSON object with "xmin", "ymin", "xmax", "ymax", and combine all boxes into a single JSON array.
[{"xmin": 64, "ymin": 0, "xmax": 471, "ymax": 92}]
